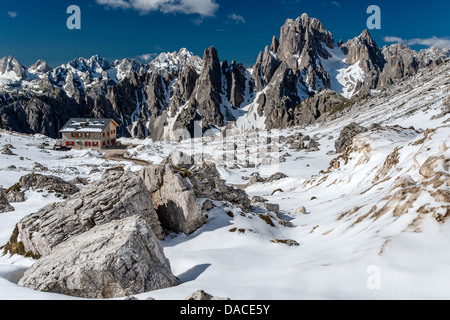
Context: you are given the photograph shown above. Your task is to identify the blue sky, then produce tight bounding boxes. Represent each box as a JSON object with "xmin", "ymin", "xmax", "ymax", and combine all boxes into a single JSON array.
[{"xmin": 1, "ymin": 0, "xmax": 449, "ymax": 68}]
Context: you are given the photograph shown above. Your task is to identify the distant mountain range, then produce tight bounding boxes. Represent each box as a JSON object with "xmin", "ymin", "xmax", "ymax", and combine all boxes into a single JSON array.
[{"xmin": 1, "ymin": 13, "xmax": 449, "ymax": 140}]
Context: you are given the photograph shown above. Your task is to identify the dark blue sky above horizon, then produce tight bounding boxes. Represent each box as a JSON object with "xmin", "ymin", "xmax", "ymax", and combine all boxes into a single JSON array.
[{"xmin": 1, "ymin": 0, "xmax": 449, "ymax": 68}]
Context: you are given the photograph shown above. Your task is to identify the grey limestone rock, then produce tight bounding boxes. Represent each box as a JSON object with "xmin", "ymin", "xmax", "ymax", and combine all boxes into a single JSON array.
[
  {"xmin": 335, "ymin": 122, "xmax": 368, "ymax": 153},
  {"xmin": 18, "ymin": 173, "xmax": 79, "ymax": 196},
  {"xmin": 139, "ymin": 164, "xmax": 206, "ymax": 235},
  {"xmin": 294, "ymin": 90, "xmax": 346, "ymax": 126},
  {"xmin": 189, "ymin": 162, "xmax": 251, "ymax": 210},
  {"xmin": 19, "ymin": 216, "xmax": 179, "ymax": 299},
  {"xmin": 17, "ymin": 170, "xmax": 164, "ymax": 257}
]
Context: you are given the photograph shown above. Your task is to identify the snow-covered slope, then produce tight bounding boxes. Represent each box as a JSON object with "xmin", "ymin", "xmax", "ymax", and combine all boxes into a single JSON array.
[
  {"xmin": 119, "ymin": 58, "xmax": 450, "ymax": 299},
  {"xmin": 321, "ymin": 46, "xmax": 365, "ymax": 98}
]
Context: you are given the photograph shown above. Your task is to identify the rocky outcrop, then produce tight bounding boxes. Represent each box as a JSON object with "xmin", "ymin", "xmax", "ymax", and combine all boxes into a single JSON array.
[
  {"xmin": 294, "ymin": 90, "xmax": 346, "ymax": 126},
  {"xmin": 4, "ymin": 183, "xmax": 25, "ymax": 203},
  {"xmin": 0, "ymin": 189, "xmax": 15, "ymax": 214},
  {"xmin": 342, "ymin": 29, "xmax": 385, "ymax": 91},
  {"xmin": 28, "ymin": 59, "xmax": 52, "ymax": 74},
  {"xmin": 170, "ymin": 65, "xmax": 199, "ymax": 116},
  {"xmin": 189, "ymin": 162, "xmax": 251, "ymax": 210},
  {"xmin": 18, "ymin": 174, "xmax": 80, "ymax": 196},
  {"xmin": 379, "ymin": 43, "xmax": 448, "ymax": 88},
  {"xmin": 1, "ymin": 145, "xmax": 14, "ymax": 155},
  {"xmin": 254, "ymin": 13, "xmax": 337, "ymax": 130},
  {"xmin": 277, "ymin": 13, "xmax": 333, "ymax": 90},
  {"xmin": 0, "ymin": 88, "xmax": 86, "ymax": 138},
  {"xmin": 277, "ymin": 13, "xmax": 334, "ymax": 70},
  {"xmin": 223, "ymin": 60, "xmax": 249, "ymax": 110},
  {"xmin": 335, "ymin": 122, "xmax": 368, "ymax": 153},
  {"xmin": 295, "ymin": 206, "xmax": 307, "ymax": 214},
  {"xmin": 252, "ymin": 45, "xmax": 281, "ymax": 92},
  {"xmin": 16, "ymin": 170, "xmax": 163, "ymax": 258},
  {"xmin": 19, "ymin": 216, "xmax": 179, "ymax": 299}
]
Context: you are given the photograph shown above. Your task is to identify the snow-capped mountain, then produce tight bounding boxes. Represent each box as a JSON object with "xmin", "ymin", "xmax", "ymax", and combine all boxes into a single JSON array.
[
  {"xmin": 0, "ymin": 14, "xmax": 448, "ymax": 141},
  {"xmin": 0, "ymin": 56, "xmax": 29, "ymax": 85},
  {"xmin": 149, "ymin": 48, "xmax": 203, "ymax": 75},
  {"xmin": 241, "ymin": 13, "xmax": 449, "ymax": 131}
]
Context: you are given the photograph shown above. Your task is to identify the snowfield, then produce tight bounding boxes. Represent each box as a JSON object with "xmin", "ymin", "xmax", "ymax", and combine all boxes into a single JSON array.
[{"xmin": 0, "ymin": 61, "xmax": 449, "ymax": 300}]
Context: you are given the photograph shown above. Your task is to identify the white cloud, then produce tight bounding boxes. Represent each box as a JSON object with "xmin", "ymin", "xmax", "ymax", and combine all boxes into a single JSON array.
[
  {"xmin": 136, "ymin": 53, "xmax": 159, "ymax": 62},
  {"xmin": 383, "ymin": 36, "xmax": 404, "ymax": 43},
  {"xmin": 97, "ymin": 0, "xmax": 219, "ymax": 17},
  {"xmin": 331, "ymin": 1, "xmax": 341, "ymax": 8},
  {"xmin": 7, "ymin": 11, "xmax": 18, "ymax": 18},
  {"xmin": 384, "ymin": 36, "xmax": 450, "ymax": 49},
  {"xmin": 228, "ymin": 12, "xmax": 245, "ymax": 24}
]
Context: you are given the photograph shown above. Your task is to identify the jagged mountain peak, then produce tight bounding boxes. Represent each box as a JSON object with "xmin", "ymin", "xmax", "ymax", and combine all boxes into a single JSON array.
[
  {"xmin": 0, "ymin": 55, "xmax": 28, "ymax": 80},
  {"xmin": 148, "ymin": 48, "xmax": 202, "ymax": 75},
  {"xmin": 277, "ymin": 14, "xmax": 334, "ymax": 63},
  {"xmin": 65, "ymin": 54, "xmax": 111, "ymax": 72},
  {"xmin": 342, "ymin": 29, "xmax": 385, "ymax": 72},
  {"xmin": 297, "ymin": 12, "xmax": 330, "ymax": 34},
  {"xmin": 29, "ymin": 59, "xmax": 52, "ymax": 74},
  {"xmin": 351, "ymin": 29, "xmax": 379, "ymax": 50}
]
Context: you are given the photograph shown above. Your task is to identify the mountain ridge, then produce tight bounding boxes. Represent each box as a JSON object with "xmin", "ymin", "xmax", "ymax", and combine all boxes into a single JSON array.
[{"xmin": 0, "ymin": 14, "xmax": 449, "ymax": 140}]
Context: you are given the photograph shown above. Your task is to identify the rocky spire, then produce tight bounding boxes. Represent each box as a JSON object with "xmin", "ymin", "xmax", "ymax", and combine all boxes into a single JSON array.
[
  {"xmin": 342, "ymin": 29, "xmax": 385, "ymax": 72},
  {"xmin": 0, "ymin": 56, "xmax": 28, "ymax": 80},
  {"xmin": 270, "ymin": 36, "xmax": 279, "ymax": 54},
  {"xmin": 341, "ymin": 29, "xmax": 386, "ymax": 90},
  {"xmin": 176, "ymin": 46, "xmax": 224, "ymax": 131},
  {"xmin": 28, "ymin": 60, "xmax": 52, "ymax": 74},
  {"xmin": 277, "ymin": 13, "xmax": 334, "ymax": 65},
  {"xmin": 252, "ymin": 45, "xmax": 281, "ymax": 92}
]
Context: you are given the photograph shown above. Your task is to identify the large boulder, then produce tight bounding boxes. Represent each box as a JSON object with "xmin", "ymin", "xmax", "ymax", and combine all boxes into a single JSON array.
[
  {"xmin": 139, "ymin": 151, "xmax": 252, "ymax": 235},
  {"xmin": 16, "ymin": 170, "xmax": 163, "ymax": 257},
  {"xmin": 139, "ymin": 164, "xmax": 206, "ymax": 235},
  {"xmin": 19, "ymin": 216, "xmax": 179, "ymax": 299}
]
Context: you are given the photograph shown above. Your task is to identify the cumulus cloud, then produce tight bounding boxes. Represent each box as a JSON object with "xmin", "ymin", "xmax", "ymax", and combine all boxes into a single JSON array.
[
  {"xmin": 96, "ymin": 0, "xmax": 219, "ymax": 17},
  {"xmin": 228, "ymin": 12, "xmax": 245, "ymax": 24},
  {"xmin": 384, "ymin": 36, "xmax": 450, "ymax": 49},
  {"xmin": 7, "ymin": 11, "xmax": 18, "ymax": 18}
]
